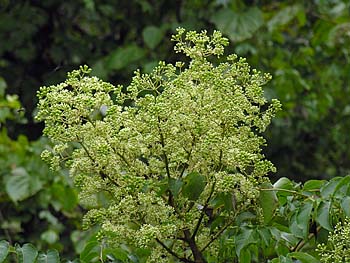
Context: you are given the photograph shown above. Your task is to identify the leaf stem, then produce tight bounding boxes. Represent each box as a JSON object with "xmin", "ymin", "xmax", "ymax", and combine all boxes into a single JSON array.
[
  {"xmin": 260, "ymin": 187, "xmax": 311, "ymax": 198},
  {"xmin": 78, "ymin": 139, "xmax": 119, "ymax": 187},
  {"xmin": 192, "ymin": 181, "xmax": 216, "ymax": 239},
  {"xmin": 156, "ymin": 238, "xmax": 193, "ymax": 263}
]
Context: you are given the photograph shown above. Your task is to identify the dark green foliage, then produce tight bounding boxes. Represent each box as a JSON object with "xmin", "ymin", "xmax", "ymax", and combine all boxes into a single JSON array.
[
  {"xmin": 0, "ymin": 89, "xmax": 83, "ymax": 259},
  {"xmin": 1, "ymin": 0, "xmax": 350, "ymax": 262},
  {"xmin": 0, "ymin": 240, "xmax": 60, "ymax": 263}
]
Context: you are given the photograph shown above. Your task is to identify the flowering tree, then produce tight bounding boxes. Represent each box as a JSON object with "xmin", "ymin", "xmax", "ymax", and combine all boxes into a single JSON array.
[{"xmin": 36, "ymin": 29, "xmax": 281, "ymax": 262}]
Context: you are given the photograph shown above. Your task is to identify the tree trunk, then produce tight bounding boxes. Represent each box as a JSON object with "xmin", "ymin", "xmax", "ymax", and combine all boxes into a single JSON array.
[{"xmin": 184, "ymin": 229, "xmax": 206, "ymax": 263}]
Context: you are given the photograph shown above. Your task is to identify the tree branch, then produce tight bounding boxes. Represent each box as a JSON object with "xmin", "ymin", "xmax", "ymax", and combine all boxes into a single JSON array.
[
  {"xmin": 192, "ymin": 181, "xmax": 216, "ymax": 239},
  {"xmin": 78, "ymin": 139, "xmax": 119, "ymax": 187},
  {"xmin": 180, "ymin": 133, "xmax": 196, "ymax": 178},
  {"xmin": 157, "ymin": 116, "xmax": 171, "ymax": 179},
  {"xmin": 156, "ymin": 238, "xmax": 193, "ymax": 263},
  {"xmin": 200, "ymin": 218, "xmax": 237, "ymax": 253},
  {"xmin": 183, "ymin": 229, "xmax": 206, "ymax": 263}
]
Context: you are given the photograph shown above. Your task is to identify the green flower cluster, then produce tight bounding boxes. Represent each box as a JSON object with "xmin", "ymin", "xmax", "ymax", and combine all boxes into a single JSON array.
[
  {"xmin": 36, "ymin": 29, "xmax": 281, "ymax": 262},
  {"xmin": 317, "ymin": 218, "xmax": 350, "ymax": 263}
]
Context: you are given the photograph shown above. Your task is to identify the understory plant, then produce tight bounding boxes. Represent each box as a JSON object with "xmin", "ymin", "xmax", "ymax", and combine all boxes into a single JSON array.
[
  {"xmin": 0, "ymin": 81, "xmax": 82, "ymax": 258},
  {"xmin": 36, "ymin": 28, "xmax": 281, "ymax": 262}
]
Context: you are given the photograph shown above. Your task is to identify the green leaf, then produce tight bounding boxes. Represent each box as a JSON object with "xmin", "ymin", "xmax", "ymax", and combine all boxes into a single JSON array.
[
  {"xmin": 259, "ymin": 182, "xmax": 278, "ymax": 224},
  {"xmin": 288, "ymin": 252, "xmax": 319, "ymax": 263},
  {"xmin": 289, "ymin": 213, "xmax": 303, "ymax": 238},
  {"xmin": 316, "ymin": 201, "xmax": 332, "ymax": 231},
  {"xmin": 51, "ymin": 184, "xmax": 78, "ymax": 211},
  {"xmin": 235, "ymin": 228, "xmax": 255, "ymax": 257},
  {"xmin": 296, "ymin": 201, "xmax": 313, "ymax": 238},
  {"xmin": 105, "ymin": 44, "xmax": 146, "ymax": 70},
  {"xmin": 239, "ymin": 248, "xmax": 251, "ymax": 263},
  {"xmin": 280, "ymin": 232, "xmax": 298, "ymax": 246},
  {"xmin": 143, "ymin": 60, "xmax": 159, "ymax": 73},
  {"xmin": 91, "ymin": 60, "xmax": 108, "ymax": 79},
  {"xmin": 40, "ymin": 230, "xmax": 58, "ymax": 245},
  {"xmin": 303, "ymin": 179, "xmax": 325, "ymax": 191},
  {"xmin": 341, "ymin": 196, "xmax": 350, "ymax": 217},
  {"xmin": 0, "ymin": 240, "xmax": 9, "ymax": 263},
  {"xmin": 0, "ymin": 77, "xmax": 6, "ymax": 97},
  {"xmin": 5, "ymin": 167, "xmax": 43, "ymax": 203},
  {"xmin": 142, "ymin": 26, "xmax": 164, "ymax": 49},
  {"xmin": 327, "ymin": 22, "xmax": 350, "ymax": 47},
  {"xmin": 16, "ymin": 243, "xmax": 38, "ymax": 263},
  {"xmin": 80, "ymin": 241, "xmax": 100, "ymax": 263},
  {"xmin": 277, "ymin": 256, "xmax": 294, "ymax": 263},
  {"xmin": 273, "ymin": 177, "xmax": 293, "ymax": 190},
  {"xmin": 211, "ymin": 7, "xmax": 263, "ymax": 42},
  {"xmin": 258, "ymin": 227, "xmax": 272, "ymax": 247},
  {"xmin": 37, "ymin": 250, "xmax": 60, "ymax": 263},
  {"xmin": 168, "ymin": 178, "xmax": 183, "ymax": 197},
  {"xmin": 320, "ymin": 177, "xmax": 342, "ymax": 199},
  {"xmin": 333, "ymin": 175, "xmax": 350, "ymax": 198},
  {"xmin": 267, "ymin": 4, "xmax": 303, "ymax": 32},
  {"xmin": 103, "ymin": 247, "xmax": 128, "ymax": 261},
  {"xmin": 182, "ymin": 172, "xmax": 206, "ymax": 201}
]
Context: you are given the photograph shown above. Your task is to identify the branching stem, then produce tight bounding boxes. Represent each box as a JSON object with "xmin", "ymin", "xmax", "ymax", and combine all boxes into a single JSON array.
[
  {"xmin": 192, "ymin": 181, "xmax": 216, "ymax": 239},
  {"xmin": 156, "ymin": 238, "xmax": 193, "ymax": 263},
  {"xmin": 78, "ymin": 138, "xmax": 119, "ymax": 187}
]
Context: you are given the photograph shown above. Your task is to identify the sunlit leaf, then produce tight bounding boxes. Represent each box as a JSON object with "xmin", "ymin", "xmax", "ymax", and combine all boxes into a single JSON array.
[
  {"xmin": 0, "ymin": 240, "xmax": 9, "ymax": 263},
  {"xmin": 37, "ymin": 250, "xmax": 60, "ymax": 263},
  {"xmin": 16, "ymin": 243, "xmax": 38, "ymax": 263},
  {"xmin": 303, "ymin": 180, "xmax": 325, "ymax": 192},
  {"xmin": 273, "ymin": 177, "xmax": 294, "ymax": 190}
]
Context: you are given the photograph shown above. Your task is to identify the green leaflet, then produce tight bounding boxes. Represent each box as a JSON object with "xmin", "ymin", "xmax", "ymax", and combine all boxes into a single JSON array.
[
  {"xmin": 182, "ymin": 172, "xmax": 206, "ymax": 201},
  {"xmin": 259, "ymin": 182, "xmax": 278, "ymax": 224},
  {"xmin": 0, "ymin": 241, "xmax": 9, "ymax": 263},
  {"xmin": 15, "ymin": 243, "xmax": 38, "ymax": 263},
  {"xmin": 37, "ymin": 250, "xmax": 60, "ymax": 263}
]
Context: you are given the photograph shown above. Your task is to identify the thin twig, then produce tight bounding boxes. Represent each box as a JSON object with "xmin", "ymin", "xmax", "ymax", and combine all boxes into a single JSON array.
[
  {"xmin": 156, "ymin": 238, "xmax": 193, "ymax": 263},
  {"xmin": 157, "ymin": 117, "xmax": 171, "ymax": 179},
  {"xmin": 292, "ymin": 225, "xmax": 322, "ymax": 252},
  {"xmin": 260, "ymin": 187, "xmax": 312, "ymax": 198},
  {"xmin": 192, "ymin": 181, "xmax": 216, "ymax": 239},
  {"xmin": 200, "ymin": 219, "xmax": 237, "ymax": 252},
  {"xmin": 78, "ymin": 139, "xmax": 119, "ymax": 187},
  {"xmin": 180, "ymin": 133, "xmax": 196, "ymax": 178}
]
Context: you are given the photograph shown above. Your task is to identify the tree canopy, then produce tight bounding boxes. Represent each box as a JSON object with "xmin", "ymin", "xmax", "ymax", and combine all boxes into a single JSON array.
[{"xmin": 1, "ymin": 1, "xmax": 350, "ymax": 262}]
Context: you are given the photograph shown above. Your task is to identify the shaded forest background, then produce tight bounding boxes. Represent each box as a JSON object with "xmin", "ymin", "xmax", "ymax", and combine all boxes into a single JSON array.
[{"xmin": 0, "ymin": 0, "xmax": 349, "ymax": 259}]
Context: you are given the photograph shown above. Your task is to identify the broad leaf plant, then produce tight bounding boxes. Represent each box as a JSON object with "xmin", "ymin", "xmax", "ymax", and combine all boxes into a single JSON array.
[{"xmin": 36, "ymin": 29, "xmax": 281, "ymax": 262}]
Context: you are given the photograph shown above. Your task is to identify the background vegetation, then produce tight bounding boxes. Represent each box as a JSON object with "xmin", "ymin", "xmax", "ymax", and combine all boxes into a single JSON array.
[{"xmin": 1, "ymin": 0, "xmax": 349, "ymax": 261}]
